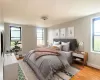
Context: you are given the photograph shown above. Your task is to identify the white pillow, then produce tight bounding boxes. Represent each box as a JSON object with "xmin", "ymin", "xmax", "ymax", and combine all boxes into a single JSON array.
[
  {"xmin": 61, "ymin": 42, "xmax": 69, "ymax": 45},
  {"xmin": 53, "ymin": 41, "xmax": 60, "ymax": 45},
  {"xmin": 61, "ymin": 42, "xmax": 70, "ymax": 51}
]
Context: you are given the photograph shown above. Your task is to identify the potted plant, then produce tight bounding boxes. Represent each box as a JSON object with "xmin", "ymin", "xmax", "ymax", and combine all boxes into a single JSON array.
[{"xmin": 12, "ymin": 41, "xmax": 21, "ymax": 58}]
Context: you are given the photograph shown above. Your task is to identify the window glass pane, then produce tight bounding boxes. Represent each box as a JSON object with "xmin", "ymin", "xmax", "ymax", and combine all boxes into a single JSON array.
[
  {"xmin": 11, "ymin": 37, "xmax": 20, "ymax": 41},
  {"xmin": 37, "ymin": 28, "xmax": 44, "ymax": 46},
  {"xmin": 37, "ymin": 37, "xmax": 42, "ymax": 40},
  {"xmin": 10, "ymin": 41, "xmax": 22, "ymax": 48},
  {"xmin": 11, "ymin": 41, "xmax": 15, "ymax": 48},
  {"xmin": 11, "ymin": 27, "xmax": 20, "ymax": 31},
  {"xmin": 94, "ymin": 32, "xmax": 100, "ymax": 35},
  {"xmin": 37, "ymin": 40, "xmax": 44, "ymax": 45},
  {"xmin": 94, "ymin": 36, "xmax": 100, "ymax": 51},
  {"xmin": 94, "ymin": 20, "xmax": 100, "ymax": 34},
  {"xmin": 37, "ymin": 33, "xmax": 42, "ymax": 38},
  {"xmin": 37, "ymin": 28, "xmax": 43, "ymax": 33},
  {"xmin": 11, "ymin": 31, "xmax": 20, "ymax": 37},
  {"xmin": 10, "ymin": 27, "xmax": 21, "ymax": 48}
]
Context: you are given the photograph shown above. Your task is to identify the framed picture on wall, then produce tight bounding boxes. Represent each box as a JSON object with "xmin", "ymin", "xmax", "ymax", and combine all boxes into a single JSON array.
[
  {"xmin": 68, "ymin": 27, "xmax": 74, "ymax": 38},
  {"xmin": 55, "ymin": 29, "xmax": 59, "ymax": 38},
  {"xmin": 60, "ymin": 28, "xmax": 66, "ymax": 38}
]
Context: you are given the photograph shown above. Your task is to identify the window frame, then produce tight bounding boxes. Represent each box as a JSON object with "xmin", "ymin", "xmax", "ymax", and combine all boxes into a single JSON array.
[
  {"xmin": 92, "ymin": 17, "xmax": 100, "ymax": 52},
  {"xmin": 10, "ymin": 26, "xmax": 21, "ymax": 46}
]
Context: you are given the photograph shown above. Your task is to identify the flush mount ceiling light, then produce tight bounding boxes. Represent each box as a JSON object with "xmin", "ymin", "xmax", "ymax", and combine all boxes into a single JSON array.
[{"xmin": 41, "ymin": 16, "xmax": 48, "ymax": 20}]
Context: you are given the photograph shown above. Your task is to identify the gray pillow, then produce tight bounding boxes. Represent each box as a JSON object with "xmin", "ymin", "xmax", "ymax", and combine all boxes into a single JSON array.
[{"xmin": 61, "ymin": 42, "xmax": 70, "ymax": 51}]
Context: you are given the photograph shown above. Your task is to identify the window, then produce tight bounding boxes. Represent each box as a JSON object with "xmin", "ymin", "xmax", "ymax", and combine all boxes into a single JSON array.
[
  {"xmin": 37, "ymin": 28, "xmax": 44, "ymax": 46},
  {"xmin": 92, "ymin": 18, "xmax": 100, "ymax": 52},
  {"xmin": 10, "ymin": 26, "xmax": 21, "ymax": 48}
]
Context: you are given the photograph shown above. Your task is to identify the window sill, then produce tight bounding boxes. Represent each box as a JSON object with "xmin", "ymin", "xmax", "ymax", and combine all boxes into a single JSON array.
[{"xmin": 91, "ymin": 51, "xmax": 100, "ymax": 54}]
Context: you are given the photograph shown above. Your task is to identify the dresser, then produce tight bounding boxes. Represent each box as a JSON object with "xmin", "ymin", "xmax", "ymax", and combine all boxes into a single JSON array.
[{"xmin": 4, "ymin": 53, "xmax": 18, "ymax": 80}]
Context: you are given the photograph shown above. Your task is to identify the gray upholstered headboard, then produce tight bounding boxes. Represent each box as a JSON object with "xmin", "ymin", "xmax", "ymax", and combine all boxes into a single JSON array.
[{"xmin": 53, "ymin": 39, "xmax": 79, "ymax": 51}]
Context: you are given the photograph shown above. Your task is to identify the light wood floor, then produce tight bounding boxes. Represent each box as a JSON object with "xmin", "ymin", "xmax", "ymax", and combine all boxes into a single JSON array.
[{"xmin": 71, "ymin": 66, "xmax": 100, "ymax": 80}]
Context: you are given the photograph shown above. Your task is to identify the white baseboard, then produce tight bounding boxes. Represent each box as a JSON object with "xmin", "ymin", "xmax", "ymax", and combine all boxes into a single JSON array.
[{"xmin": 87, "ymin": 63, "xmax": 100, "ymax": 69}]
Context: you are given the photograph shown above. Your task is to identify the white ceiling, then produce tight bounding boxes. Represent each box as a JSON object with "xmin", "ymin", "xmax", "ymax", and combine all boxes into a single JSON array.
[{"xmin": 1, "ymin": 0, "xmax": 100, "ymax": 27}]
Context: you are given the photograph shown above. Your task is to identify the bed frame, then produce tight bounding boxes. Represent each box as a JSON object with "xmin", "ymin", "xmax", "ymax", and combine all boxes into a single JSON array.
[{"xmin": 53, "ymin": 39, "xmax": 79, "ymax": 51}]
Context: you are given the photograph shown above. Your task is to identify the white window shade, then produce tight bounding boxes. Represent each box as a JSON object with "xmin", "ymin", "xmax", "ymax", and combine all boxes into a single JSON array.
[{"xmin": 37, "ymin": 28, "xmax": 44, "ymax": 46}]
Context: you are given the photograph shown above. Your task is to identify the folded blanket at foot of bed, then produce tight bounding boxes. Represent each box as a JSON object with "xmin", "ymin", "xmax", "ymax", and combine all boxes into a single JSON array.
[
  {"xmin": 24, "ymin": 49, "xmax": 71, "ymax": 80},
  {"xmin": 34, "ymin": 48, "xmax": 60, "ymax": 60}
]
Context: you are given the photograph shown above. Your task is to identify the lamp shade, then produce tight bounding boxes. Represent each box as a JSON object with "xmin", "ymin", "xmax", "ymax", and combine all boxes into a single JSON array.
[{"xmin": 79, "ymin": 41, "xmax": 84, "ymax": 51}]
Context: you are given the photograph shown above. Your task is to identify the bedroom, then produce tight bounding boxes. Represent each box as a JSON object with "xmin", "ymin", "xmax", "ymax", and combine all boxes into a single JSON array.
[{"xmin": 0, "ymin": 0, "xmax": 100, "ymax": 80}]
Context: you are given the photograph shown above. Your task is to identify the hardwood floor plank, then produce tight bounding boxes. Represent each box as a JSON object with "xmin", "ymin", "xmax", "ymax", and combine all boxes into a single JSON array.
[{"xmin": 71, "ymin": 66, "xmax": 100, "ymax": 80}]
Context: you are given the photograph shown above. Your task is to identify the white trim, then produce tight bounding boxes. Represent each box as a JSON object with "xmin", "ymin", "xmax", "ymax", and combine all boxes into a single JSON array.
[
  {"xmin": 87, "ymin": 62, "xmax": 100, "ymax": 69},
  {"xmin": 90, "ymin": 18, "xmax": 93, "ymax": 52},
  {"xmin": 90, "ymin": 17, "xmax": 100, "ymax": 53},
  {"xmin": 91, "ymin": 51, "xmax": 100, "ymax": 54}
]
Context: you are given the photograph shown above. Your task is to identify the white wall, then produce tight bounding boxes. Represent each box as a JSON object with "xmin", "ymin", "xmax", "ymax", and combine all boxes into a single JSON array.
[
  {"xmin": 4, "ymin": 23, "xmax": 10, "ymax": 51},
  {"xmin": 4, "ymin": 23, "xmax": 47, "ymax": 55},
  {"xmin": 48, "ymin": 12, "xmax": 100, "ymax": 69},
  {"xmin": 47, "ymin": 28, "xmax": 54, "ymax": 43},
  {"xmin": 44, "ymin": 28, "xmax": 48, "ymax": 46},
  {"xmin": 4, "ymin": 23, "xmax": 37, "ymax": 54},
  {"xmin": 22, "ymin": 25, "xmax": 37, "ymax": 54}
]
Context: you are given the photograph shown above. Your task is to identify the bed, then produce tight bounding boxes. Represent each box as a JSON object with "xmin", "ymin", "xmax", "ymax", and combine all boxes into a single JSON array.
[{"xmin": 24, "ymin": 39, "xmax": 78, "ymax": 80}]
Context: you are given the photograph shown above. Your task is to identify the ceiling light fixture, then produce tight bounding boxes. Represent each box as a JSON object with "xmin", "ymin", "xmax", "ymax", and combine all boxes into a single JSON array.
[{"xmin": 41, "ymin": 16, "xmax": 48, "ymax": 20}]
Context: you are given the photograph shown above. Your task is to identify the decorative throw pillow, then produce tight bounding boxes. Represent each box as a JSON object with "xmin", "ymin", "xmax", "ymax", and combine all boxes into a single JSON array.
[
  {"xmin": 50, "ymin": 46, "xmax": 60, "ymax": 50},
  {"xmin": 61, "ymin": 42, "xmax": 70, "ymax": 51},
  {"xmin": 52, "ymin": 44, "xmax": 62, "ymax": 50}
]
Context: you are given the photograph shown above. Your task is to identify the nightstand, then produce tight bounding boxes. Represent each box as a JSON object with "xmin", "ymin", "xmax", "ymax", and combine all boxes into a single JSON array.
[{"xmin": 72, "ymin": 52, "xmax": 88, "ymax": 66}]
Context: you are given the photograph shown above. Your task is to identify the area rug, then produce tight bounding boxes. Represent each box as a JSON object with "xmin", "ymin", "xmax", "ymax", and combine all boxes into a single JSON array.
[
  {"xmin": 18, "ymin": 60, "xmax": 80, "ymax": 80},
  {"xmin": 54, "ymin": 66, "xmax": 80, "ymax": 80},
  {"xmin": 18, "ymin": 66, "xmax": 26, "ymax": 80},
  {"xmin": 71, "ymin": 63, "xmax": 84, "ymax": 70}
]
